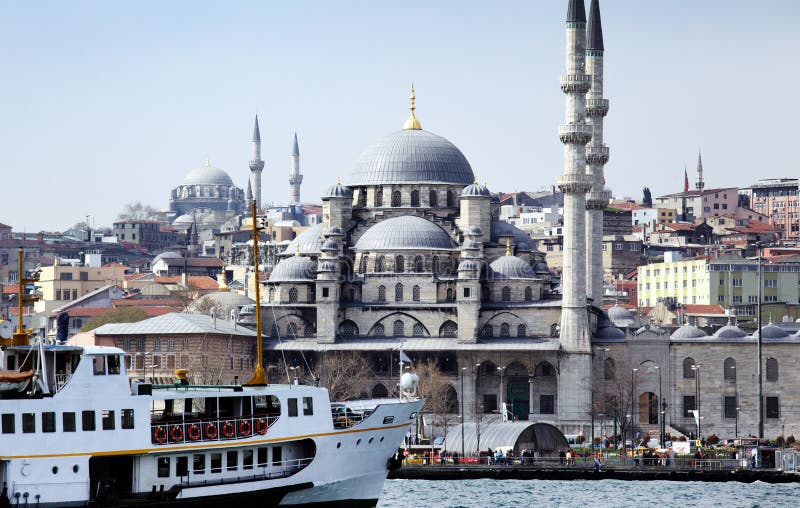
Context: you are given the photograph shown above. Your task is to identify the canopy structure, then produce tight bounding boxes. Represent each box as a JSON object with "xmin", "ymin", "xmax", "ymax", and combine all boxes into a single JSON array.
[{"xmin": 443, "ymin": 421, "xmax": 568, "ymax": 455}]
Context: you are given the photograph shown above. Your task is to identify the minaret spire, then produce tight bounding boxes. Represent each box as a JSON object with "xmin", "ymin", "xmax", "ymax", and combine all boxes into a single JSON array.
[
  {"xmin": 585, "ymin": 0, "xmax": 611, "ymax": 306},
  {"xmin": 695, "ymin": 149, "xmax": 705, "ymax": 191},
  {"xmin": 289, "ymin": 132, "xmax": 303, "ymax": 205},
  {"xmin": 249, "ymin": 114, "xmax": 265, "ymax": 211}
]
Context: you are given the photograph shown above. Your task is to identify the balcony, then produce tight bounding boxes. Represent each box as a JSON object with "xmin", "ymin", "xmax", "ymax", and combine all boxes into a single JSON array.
[
  {"xmin": 557, "ymin": 174, "xmax": 593, "ymax": 194},
  {"xmin": 560, "ymin": 73, "xmax": 591, "ymax": 94},
  {"xmin": 586, "ymin": 98, "xmax": 609, "ymax": 116},
  {"xmin": 586, "ymin": 145, "xmax": 610, "ymax": 164},
  {"xmin": 558, "ymin": 123, "xmax": 593, "ymax": 144}
]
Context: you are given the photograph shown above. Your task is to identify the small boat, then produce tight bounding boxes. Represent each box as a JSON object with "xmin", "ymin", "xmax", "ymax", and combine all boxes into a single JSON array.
[{"xmin": 0, "ymin": 369, "xmax": 33, "ymax": 393}]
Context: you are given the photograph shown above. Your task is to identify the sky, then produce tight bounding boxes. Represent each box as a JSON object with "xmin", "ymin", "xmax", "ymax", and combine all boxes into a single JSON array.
[{"xmin": 1, "ymin": 0, "xmax": 798, "ymax": 232}]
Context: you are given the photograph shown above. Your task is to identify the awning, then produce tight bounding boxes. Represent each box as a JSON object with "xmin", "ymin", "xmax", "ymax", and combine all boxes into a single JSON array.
[{"xmin": 442, "ymin": 421, "xmax": 569, "ymax": 454}]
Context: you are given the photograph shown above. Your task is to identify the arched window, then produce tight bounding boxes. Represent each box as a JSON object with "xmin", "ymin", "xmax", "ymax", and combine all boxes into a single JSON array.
[
  {"xmin": 429, "ymin": 190, "xmax": 438, "ymax": 207},
  {"xmin": 413, "ymin": 285, "xmax": 420, "ymax": 302},
  {"xmin": 339, "ymin": 320, "xmax": 359, "ymax": 337},
  {"xmin": 392, "ymin": 190, "xmax": 402, "ymax": 207},
  {"xmin": 766, "ymin": 358, "xmax": 779, "ymax": 382},
  {"xmin": 535, "ymin": 361, "xmax": 555, "ymax": 377},
  {"xmin": 358, "ymin": 187, "xmax": 367, "ymax": 207},
  {"xmin": 288, "ymin": 287, "xmax": 298, "ymax": 303},
  {"xmin": 268, "ymin": 287, "xmax": 274, "ymax": 301},
  {"xmin": 378, "ymin": 285, "xmax": 386, "ymax": 302},
  {"xmin": 412, "ymin": 323, "xmax": 425, "ymax": 336},
  {"xmin": 395, "ymin": 283, "xmax": 403, "ymax": 302},
  {"xmin": 287, "ymin": 322, "xmax": 298, "ymax": 338},
  {"xmin": 604, "ymin": 358, "xmax": 615, "ymax": 380},
  {"xmin": 446, "ymin": 288, "xmax": 454, "ymax": 302},
  {"xmin": 500, "ymin": 323, "xmax": 510, "ymax": 337},
  {"xmin": 393, "ymin": 320, "xmax": 404, "ymax": 337},
  {"xmin": 375, "ymin": 188, "xmax": 383, "ymax": 207},
  {"xmin": 304, "ymin": 323, "xmax": 315, "ymax": 337},
  {"xmin": 549, "ymin": 323, "xmax": 559, "ymax": 338},
  {"xmin": 446, "ymin": 190, "xmax": 455, "ymax": 207},
  {"xmin": 414, "ymin": 256, "xmax": 424, "ymax": 273},
  {"xmin": 348, "ymin": 288, "xmax": 356, "ymax": 301},
  {"xmin": 395, "ymin": 255, "xmax": 404, "ymax": 273},
  {"xmin": 411, "ymin": 190, "xmax": 420, "ymax": 207},
  {"xmin": 372, "ymin": 384, "xmax": 389, "ymax": 398},
  {"xmin": 524, "ymin": 286, "xmax": 533, "ymax": 302},
  {"xmin": 375, "ymin": 256, "xmax": 385, "ymax": 272},
  {"xmin": 683, "ymin": 357, "xmax": 696, "ymax": 379},
  {"xmin": 723, "ymin": 357, "xmax": 736, "ymax": 381},
  {"xmin": 372, "ymin": 323, "xmax": 385, "ymax": 337},
  {"xmin": 359, "ymin": 255, "xmax": 368, "ymax": 274},
  {"xmin": 440, "ymin": 320, "xmax": 457, "ymax": 337},
  {"xmin": 482, "ymin": 324, "xmax": 493, "ymax": 338},
  {"xmin": 517, "ymin": 324, "xmax": 526, "ymax": 337},
  {"xmin": 432, "ymin": 256, "xmax": 440, "ymax": 274},
  {"xmin": 501, "ymin": 286, "xmax": 511, "ymax": 302}
]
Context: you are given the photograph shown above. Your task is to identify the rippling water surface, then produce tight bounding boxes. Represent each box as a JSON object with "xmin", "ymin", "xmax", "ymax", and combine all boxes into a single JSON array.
[{"xmin": 379, "ymin": 479, "xmax": 800, "ymax": 507}]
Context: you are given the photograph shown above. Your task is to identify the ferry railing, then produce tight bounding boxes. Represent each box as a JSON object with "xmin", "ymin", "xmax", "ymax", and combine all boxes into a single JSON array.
[
  {"xmin": 150, "ymin": 414, "xmax": 280, "ymax": 445},
  {"xmin": 177, "ymin": 456, "xmax": 314, "ymax": 487},
  {"xmin": 54, "ymin": 373, "xmax": 72, "ymax": 393}
]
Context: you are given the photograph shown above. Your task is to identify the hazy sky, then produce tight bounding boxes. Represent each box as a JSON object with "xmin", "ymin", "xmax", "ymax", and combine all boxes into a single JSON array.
[{"xmin": 1, "ymin": 0, "xmax": 798, "ymax": 232}]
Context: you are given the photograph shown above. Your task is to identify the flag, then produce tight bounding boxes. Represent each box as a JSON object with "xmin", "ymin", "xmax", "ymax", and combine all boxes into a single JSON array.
[
  {"xmin": 400, "ymin": 351, "xmax": 411, "ymax": 363},
  {"xmin": 684, "ymin": 167, "xmax": 689, "ymax": 192}
]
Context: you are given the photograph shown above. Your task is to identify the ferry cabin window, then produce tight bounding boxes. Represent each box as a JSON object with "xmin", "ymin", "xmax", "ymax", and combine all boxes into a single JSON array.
[
  {"xmin": 176, "ymin": 457, "xmax": 188, "ymax": 478},
  {"xmin": 303, "ymin": 397, "xmax": 314, "ymax": 416},
  {"xmin": 243, "ymin": 449, "xmax": 253, "ymax": 470},
  {"xmin": 93, "ymin": 355, "xmax": 106, "ymax": 375},
  {"xmin": 63, "ymin": 412, "xmax": 76, "ymax": 432},
  {"xmin": 107, "ymin": 355, "xmax": 121, "ymax": 375},
  {"xmin": 121, "ymin": 409, "xmax": 135, "ymax": 429},
  {"xmin": 1, "ymin": 414, "xmax": 14, "ymax": 434},
  {"xmin": 157, "ymin": 457, "xmax": 170, "ymax": 478},
  {"xmin": 82, "ymin": 410, "xmax": 96, "ymax": 431},
  {"xmin": 227, "ymin": 451, "xmax": 238, "ymax": 471},
  {"xmin": 257, "ymin": 447, "xmax": 268, "ymax": 467},
  {"xmin": 102, "ymin": 410, "xmax": 115, "ymax": 430},
  {"xmin": 42, "ymin": 412, "xmax": 56, "ymax": 433},
  {"xmin": 22, "ymin": 413, "xmax": 35, "ymax": 433},
  {"xmin": 210, "ymin": 453, "xmax": 222, "ymax": 473},
  {"xmin": 193, "ymin": 454, "xmax": 205, "ymax": 474},
  {"xmin": 288, "ymin": 398, "xmax": 298, "ymax": 417},
  {"xmin": 272, "ymin": 446, "xmax": 282, "ymax": 466}
]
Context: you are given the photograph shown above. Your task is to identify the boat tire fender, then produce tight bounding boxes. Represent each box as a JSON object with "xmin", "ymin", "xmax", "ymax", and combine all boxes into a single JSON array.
[
  {"xmin": 239, "ymin": 420, "xmax": 252, "ymax": 437},
  {"xmin": 222, "ymin": 421, "xmax": 235, "ymax": 439},
  {"xmin": 170, "ymin": 425, "xmax": 184, "ymax": 442},
  {"xmin": 187, "ymin": 424, "xmax": 202, "ymax": 441},
  {"xmin": 255, "ymin": 418, "xmax": 268, "ymax": 435},
  {"xmin": 205, "ymin": 423, "xmax": 218, "ymax": 440},
  {"xmin": 153, "ymin": 426, "xmax": 167, "ymax": 444}
]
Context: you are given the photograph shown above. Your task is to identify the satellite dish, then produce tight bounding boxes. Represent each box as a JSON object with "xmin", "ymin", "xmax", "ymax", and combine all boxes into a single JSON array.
[{"xmin": 0, "ymin": 320, "xmax": 13, "ymax": 340}]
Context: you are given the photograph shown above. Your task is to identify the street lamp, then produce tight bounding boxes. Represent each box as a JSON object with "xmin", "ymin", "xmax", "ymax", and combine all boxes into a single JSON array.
[
  {"xmin": 652, "ymin": 365, "xmax": 665, "ymax": 448},
  {"xmin": 755, "ymin": 240, "xmax": 764, "ymax": 440},
  {"xmin": 731, "ymin": 364, "xmax": 738, "ymax": 440},
  {"xmin": 460, "ymin": 366, "xmax": 467, "ymax": 459},
  {"xmin": 691, "ymin": 364, "xmax": 702, "ymax": 439},
  {"xmin": 593, "ymin": 347, "xmax": 609, "ymax": 452},
  {"xmin": 498, "ymin": 365, "xmax": 507, "ymax": 421},
  {"xmin": 629, "ymin": 368, "xmax": 638, "ymax": 452}
]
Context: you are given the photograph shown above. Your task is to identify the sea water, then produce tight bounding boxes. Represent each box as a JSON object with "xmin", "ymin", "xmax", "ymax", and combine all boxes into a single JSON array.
[{"xmin": 379, "ymin": 479, "xmax": 800, "ymax": 507}]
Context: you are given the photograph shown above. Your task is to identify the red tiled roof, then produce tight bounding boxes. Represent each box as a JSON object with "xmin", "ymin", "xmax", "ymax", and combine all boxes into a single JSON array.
[
  {"xmin": 682, "ymin": 304, "xmax": 726, "ymax": 315},
  {"xmin": 114, "ymin": 297, "xmax": 186, "ymax": 307},
  {"xmin": 59, "ymin": 306, "xmax": 182, "ymax": 318},
  {"xmin": 154, "ymin": 276, "xmax": 219, "ymax": 290},
  {"xmin": 610, "ymin": 201, "xmax": 647, "ymax": 211},
  {"xmin": 664, "ymin": 222, "xmax": 697, "ymax": 231},
  {"xmin": 2, "ymin": 286, "xmax": 19, "ymax": 295}
]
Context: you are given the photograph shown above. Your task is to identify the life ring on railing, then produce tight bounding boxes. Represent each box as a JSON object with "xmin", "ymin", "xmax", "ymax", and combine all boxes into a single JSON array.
[
  {"xmin": 153, "ymin": 426, "xmax": 167, "ymax": 444},
  {"xmin": 205, "ymin": 422, "xmax": 218, "ymax": 440},
  {"xmin": 239, "ymin": 419, "xmax": 252, "ymax": 437},
  {"xmin": 170, "ymin": 425, "xmax": 184, "ymax": 442},
  {"xmin": 255, "ymin": 418, "xmax": 268, "ymax": 436},
  {"xmin": 187, "ymin": 424, "xmax": 201, "ymax": 441},
  {"xmin": 222, "ymin": 421, "xmax": 235, "ymax": 439}
]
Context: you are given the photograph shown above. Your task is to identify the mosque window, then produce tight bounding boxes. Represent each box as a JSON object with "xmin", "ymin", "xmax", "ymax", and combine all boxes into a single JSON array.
[
  {"xmin": 432, "ymin": 256, "xmax": 440, "ymax": 274},
  {"xmin": 766, "ymin": 358, "xmax": 779, "ymax": 382},
  {"xmin": 288, "ymin": 287, "xmax": 298, "ymax": 303},
  {"xmin": 378, "ymin": 285, "xmax": 386, "ymax": 302},
  {"xmin": 481, "ymin": 324, "xmax": 493, "ymax": 338},
  {"xmin": 393, "ymin": 320, "xmax": 404, "ymax": 337},
  {"xmin": 446, "ymin": 288, "xmax": 454, "ymax": 302},
  {"xmin": 411, "ymin": 190, "xmax": 420, "ymax": 207},
  {"xmin": 429, "ymin": 190, "xmax": 438, "ymax": 207},
  {"xmin": 395, "ymin": 255, "xmax": 404, "ymax": 273},
  {"xmin": 414, "ymin": 256, "xmax": 424, "ymax": 273},
  {"xmin": 413, "ymin": 285, "xmax": 420, "ymax": 302},
  {"xmin": 723, "ymin": 358, "xmax": 736, "ymax": 381},
  {"xmin": 376, "ymin": 256, "xmax": 385, "ymax": 272},
  {"xmin": 682, "ymin": 357, "xmax": 696, "ymax": 379},
  {"xmin": 446, "ymin": 191, "xmax": 455, "ymax": 207},
  {"xmin": 549, "ymin": 323, "xmax": 559, "ymax": 338},
  {"xmin": 440, "ymin": 321, "xmax": 457, "ymax": 338},
  {"xmin": 359, "ymin": 256, "xmax": 368, "ymax": 274},
  {"xmin": 372, "ymin": 324, "xmax": 385, "ymax": 337},
  {"xmin": 304, "ymin": 324, "xmax": 315, "ymax": 337},
  {"xmin": 392, "ymin": 191, "xmax": 402, "ymax": 207},
  {"xmin": 500, "ymin": 323, "xmax": 510, "ymax": 337},
  {"xmin": 501, "ymin": 286, "xmax": 511, "ymax": 302},
  {"xmin": 395, "ymin": 283, "xmax": 403, "ymax": 302},
  {"xmin": 604, "ymin": 358, "xmax": 615, "ymax": 380},
  {"xmin": 517, "ymin": 324, "xmax": 527, "ymax": 337},
  {"xmin": 412, "ymin": 323, "xmax": 425, "ymax": 337},
  {"xmin": 375, "ymin": 188, "xmax": 383, "ymax": 207},
  {"xmin": 524, "ymin": 286, "xmax": 533, "ymax": 302},
  {"xmin": 339, "ymin": 321, "xmax": 359, "ymax": 338},
  {"xmin": 287, "ymin": 323, "xmax": 298, "ymax": 338},
  {"xmin": 358, "ymin": 188, "xmax": 367, "ymax": 207},
  {"xmin": 268, "ymin": 288, "xmax": 274, "ymax": 301}
]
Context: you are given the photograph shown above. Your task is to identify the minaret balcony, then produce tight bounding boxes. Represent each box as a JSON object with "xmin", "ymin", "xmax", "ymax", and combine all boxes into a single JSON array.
[
  {"xmin": 289, "ymin": 175, "xmax": 304, "ymax": 185},
  {"xmin": 560, "ymin": 73, "xmax": 591, "ymax": 93},
  {"xmin": 249, "ymin": 160, "xmax": 265, "ymax": 171},
  {"xmin": 557, "ymin": 174, "xmax": 593, "ymax": 194},
  {"xmin": 586, "ymin": 98, "xmax": 609, "ymax": 117},
  {"xmin": 586, "ymin": 145, "xmax": 610, "ymax": 164},
  {"xmin": 586, "ymin": 190, "xmax": 612, "ymax": 209},
  {"xmin": 558, "ymin": 123, "xmax": 593, "ymax": 144}
]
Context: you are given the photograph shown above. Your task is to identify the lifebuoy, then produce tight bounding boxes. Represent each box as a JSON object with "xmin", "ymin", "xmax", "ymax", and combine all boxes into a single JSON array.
[
  {"xmin": 255, "ymin": 418, "xmax": 268, "ymax": 436},
  {"xmin": 222, "ymin": 421, "xmax": 235, "ymax": 439},
  {"xmin": 153, "ymin": 426, "xmax": 167, "ymax": 444},
  {"xmin": 239, "ymin": 419, "xmax": 252, "ymax": 437},
  {"xmin": 205, "ymin": 422, "xmax": 218, "ymax": 440},
  {"xmin": 187, "ymin": 424, "xmax": 201, "ymax": 441},
  {"xmin": 170, "ymin": 425, "xmax": 184, "ymax": 442}
]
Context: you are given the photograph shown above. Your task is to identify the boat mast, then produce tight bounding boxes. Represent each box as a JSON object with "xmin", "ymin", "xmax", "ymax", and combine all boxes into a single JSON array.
[
  {"xmin": 10, "ymin": 247, "xmax": 39, "ymax": 346},
  {"xmin": 246, "ymin": 199, "xmax": 267, "ymax": 385}
]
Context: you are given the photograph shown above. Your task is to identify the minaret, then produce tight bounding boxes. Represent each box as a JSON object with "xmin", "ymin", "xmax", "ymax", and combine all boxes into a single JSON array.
[
  {"xmin": 584, "ymin": 0, "xmax": 610, "ymax": 306},
  {"xmin": 557, "ymin": 0, "xmax": 594, "ymax": 424},
  {"xmin": 245, "ymin": 180, "xmax": 253, "ymax": 215},
  {"xmin": 249, "ymin": 115, "xmax": 265, "ymax": 211},
  {"xmin": 695, "ymin": 150, "xmax": 705, "ymax": 191},
  {"xmin": 289, "ymin": 132, "xmax": 303, "ymax": 205}
]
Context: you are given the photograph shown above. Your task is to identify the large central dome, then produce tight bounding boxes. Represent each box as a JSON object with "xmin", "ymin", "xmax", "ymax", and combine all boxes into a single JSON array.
[
  {"xmin": 350, "ymin": 129, "xmax": 474, "ymax": 186},
  {"xmin": 183, "ymin": 160, "xmax": 234, "ymax": 186}
]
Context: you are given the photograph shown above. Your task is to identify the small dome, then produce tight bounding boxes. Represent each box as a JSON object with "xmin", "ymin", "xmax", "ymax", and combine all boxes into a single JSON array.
[
  {"xmin": 354, "ymin": 216, "xmax": 457, "ymax": 251},
  {"xmin": 489, "ymin": 256, "xmax": 536, "ymax": 280},
  {"xmin": 466, "ymin": 225, "xmax": 483, "ymax": 236},
  {"xmin": 282, "ymin": 223, "xmax": 324, "ymax": 256},
  {"xmin": 671, "ymin": 323, "xmax": 708, "ymax": 339},
  {"xmin": 713, "ymin": 323, "xmax": 748, "ymax": 338},
  {"xmin": 183, "ymin": 160, "xmax": 234, "ymax": 186},
  {"xmin": 758, "ymin": 323, "xmax": 790, "ymax": 339},
  {"xmin": 323, "ymin": 181, "xmax": 353, "ymax": 199},
  {"xmin": 461, "ymin": 182, "xmax": 491, "ymax": 198},
  {"xmin": 458, "ymin": 260, "xmax": 479, "ymax": 272},
  {"xmin": 173, "ymin": 214, "xmax": 194, "ymax": 225},
  {"xmin": 533, "ymin": 261, "xmax": 550, "ymax": 274},
  {"xmin": 269, "ymin": 256, "xmax": 317, "ymax": 282},
  {"xmin": 350, "ymin": 129, "xmax": 474, "ymax": 186},
  {"xmin": 317, "ymin": 260, "xmax": 337, "ymax": 273},
  {"xmin": 326, "ymin": 226, "xmax": 343, "ymax": 236},
  {"xmin": 595, "ymin": 312, "xmax": 626, "ymax": 339},
  {"xmin": 608, "ymin": 305, "xmax": 636, "ymax": 327},
  {"xmin": 321, "ymin": 239, "xmax": 339, "ymax": 252}
]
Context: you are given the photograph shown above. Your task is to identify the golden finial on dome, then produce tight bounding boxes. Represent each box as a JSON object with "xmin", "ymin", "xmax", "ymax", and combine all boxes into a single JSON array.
[
  {"xmin": 337, "ymin": 176, "xmax": 341, "ymax": 185},
  {"xmin": 474, "ymin": 175, "xmax": 478, "ymax": 184},
  {"xmin": 402, "ymin": 84, "xmax": 422, "ymax": 130},
  {"xmin": 295, "ymin": 242, "xmax": 300, "ymax": 257},
  {"xmin": 505, "ymin": 239, "xmax": 512, "ymax": 256},
  {"xmin": 216, "ymin": 273, "xmax": 229, "ymax": 292}
]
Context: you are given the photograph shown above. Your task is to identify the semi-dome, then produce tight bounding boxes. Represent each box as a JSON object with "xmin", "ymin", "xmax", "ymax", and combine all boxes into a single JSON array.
[
  {"xmin": 183, "ymin": 160, "xmax": 234, "ymax": 186},
  {"xmin": 350, "ymin": 129, "xmax": 474, "ymax": 186},
  {"xmin": 491, "ymin": 221, "xmax": 533, "ymax": 250},
  {"xmin": 533, "ymin": 261, "xmax": 550, "ymax": 274},
  {"xmin": 281, "ymin": 223, "xmax": 324, "ymax": 256},
  {"xmin": 607, "ymin": 304, "xmax": 636, "ymax": 328},
  {"xmin": 671, "ymin": 323, "xmax": 708, "ymax": 339},
  {"xmin": 461, "ymin": 182, "xmax": 491, "ymax": 198},
  {"xmin": 595, "ymin": 312, "xmax": 626, "ymax": 339},
  {"xmin": 354, "ymin": 216, "xmax": 457, "ymax": 251},
  {"xmin": 489, "ymin": 256, "xmax": 536, "ymax": 280},
  {"xmin": 269, "ymin": 256, "xmax": 317, "ymax": 282},
  {"xmin": 713, "ymin": 323, "xmax": 747, "ymax": 338},
  {"xmin": 758, "ymin": 323, "xmax": 790, "ymax": 339}
]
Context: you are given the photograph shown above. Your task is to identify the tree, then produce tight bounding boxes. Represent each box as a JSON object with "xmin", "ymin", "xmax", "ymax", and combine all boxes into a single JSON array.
[
  {"xmin": 117, "ymin": 202, "xmax": 160, "ymax": 221},
  {"xmin": 414, "ymin": 360, "xmax": 457, "ymax": 440},
  {"xmin": 318, "ymin": 351, "xmax": 371, "ymax": 402},
  {"xmin": 592, "ymin": 358, "xmax": 639, "ymax": 453},
  {"xmin": 81, "ymin": 307, "xmax": 149, "ymax": 332},
  {"xmin": 642, "ymin": 187, "xmax": 653, "ymax": 207}
]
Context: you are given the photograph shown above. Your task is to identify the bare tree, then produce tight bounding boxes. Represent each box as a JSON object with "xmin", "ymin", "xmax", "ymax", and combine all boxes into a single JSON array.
[
  {"xmin": 414, "ymin": 361, "xmax": 457, "ymax": 440},
  {"xmin": 592, "ymin": 357, "xmax": 638, "ymax": 453},
  {"xmin": 318, "ymin": 351, "xmax": 371, "ymax": 402},
  {"xmin": 117, "ymin": 202, "xmax": 160, "ymax": 221}
]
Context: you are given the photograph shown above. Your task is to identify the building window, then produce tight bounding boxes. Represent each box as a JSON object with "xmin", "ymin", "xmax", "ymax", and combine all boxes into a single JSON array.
[
  {"xmin": 724, "ymin": 396, "xmax": 737, "ymax": 419},
  {"xmin": 604, "ymin": 358, "xmax": 615, "ymax": 380},
  {"xmin": 446, "ymin": 288, "xmax": 454, "ymax": 302},
  {"xmin": 429, "ymin": 190, "xmax": 438, "ymax": 207},
  {"xmin": 540, "ymin": 395, "xmax": 555, "ymax": 414},
  {"xmin": 359, "ymin": 255, "xmax": 368, "ymax": 274},
  {"xmin": 440, "ymin": 321, "xmax": 457, "ymax": 338},
  {"xmin": 413, "ymin": 285, "xmax": 420, "ymax": 302},
  {"xmin": 500, "ymin": 323, "xmax": 510, "ymax": 337},
  {"xmin": 413, "ymin": 256, "xmax": 423, "ymax": 273},
  {"xmin": 683, "ymin": 357, "xmax": 696, "ymax": 379},
  {"xmin": 392, "ymin": 190, "xmax": 402, "ymax": 207},
  {"xmin": 410, "ymin": 190, "xmax": 420, "ymax": 207},
  {"xmin": 288, "ymin": 287, "xmax": 298, "ymax": 303},
  {"xmin": 682, "ymin": 396, "xmax": 696, "ymax": 417},
  {"xmin": 446, "ymin": 190, "xmax": 455, "ymax": 207},
  {"xmin": 375, "ymin": 256, "xmax": 385, "ymax": 272},
  {"xmin": 765, "ymin": 279, "xmax": 778, "ymax": 288},
  {"xmin": 395, "ymin": 255, "xmax": 404, "ymax": 273},
  {"xmin": 395, "ymin": 283, "xmax": 403, "ymax": 302},
  {"xmin": 378, "ymin": 285, "xmax": 386, "ymax": 302},
  {"xmin": 287, "ymin": 322, "xmax": 298, "ymax": 338},
  {"xmin": 723, "ymin": 358, "xmax": 736, "ymax": 381},
  {"xmin": 501, "ymin": 286, "xmax": 511, "ymax": 302},
  {"xmin": 393, "ymin": 320, "xmax": 404, "ymax": 337},
  {"xmin": 339, "ymin": 320, "xmax": 358, "ymax": 337},
  {"xmin": 412, "ymin": 323, "xmax": 425, "ymax": 336},
  {"xmin": 153, "ymin": 338, "xmax": 161, "ymax": 351},
  {"xmin": 524, "ymin": 286, "xmax": 533, "ymax": 302},
  {"xmin": 463, "ymin": 287, "xmax": 470, "ymax": 298},
  {"xmin": 375, "ymin": 188, "xmax": 383, "ymax": 207},
  {"xmin": 481, "ymin": 324, "xmax": 493, "ymax": 338},
  {"xmin": 517, "ymin": 324, "xmax": 526, "ymax": 337},
  {"xmin": 372, "ymin": 323, "xmax": 385, "ymax": 337},
  {"xmin": 766, "ymin": 396, "xmax": 780, "ymax": 419},
  {"xmin": 766, "ymin": 358, "xmax": 778, "ymax": 382}
]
